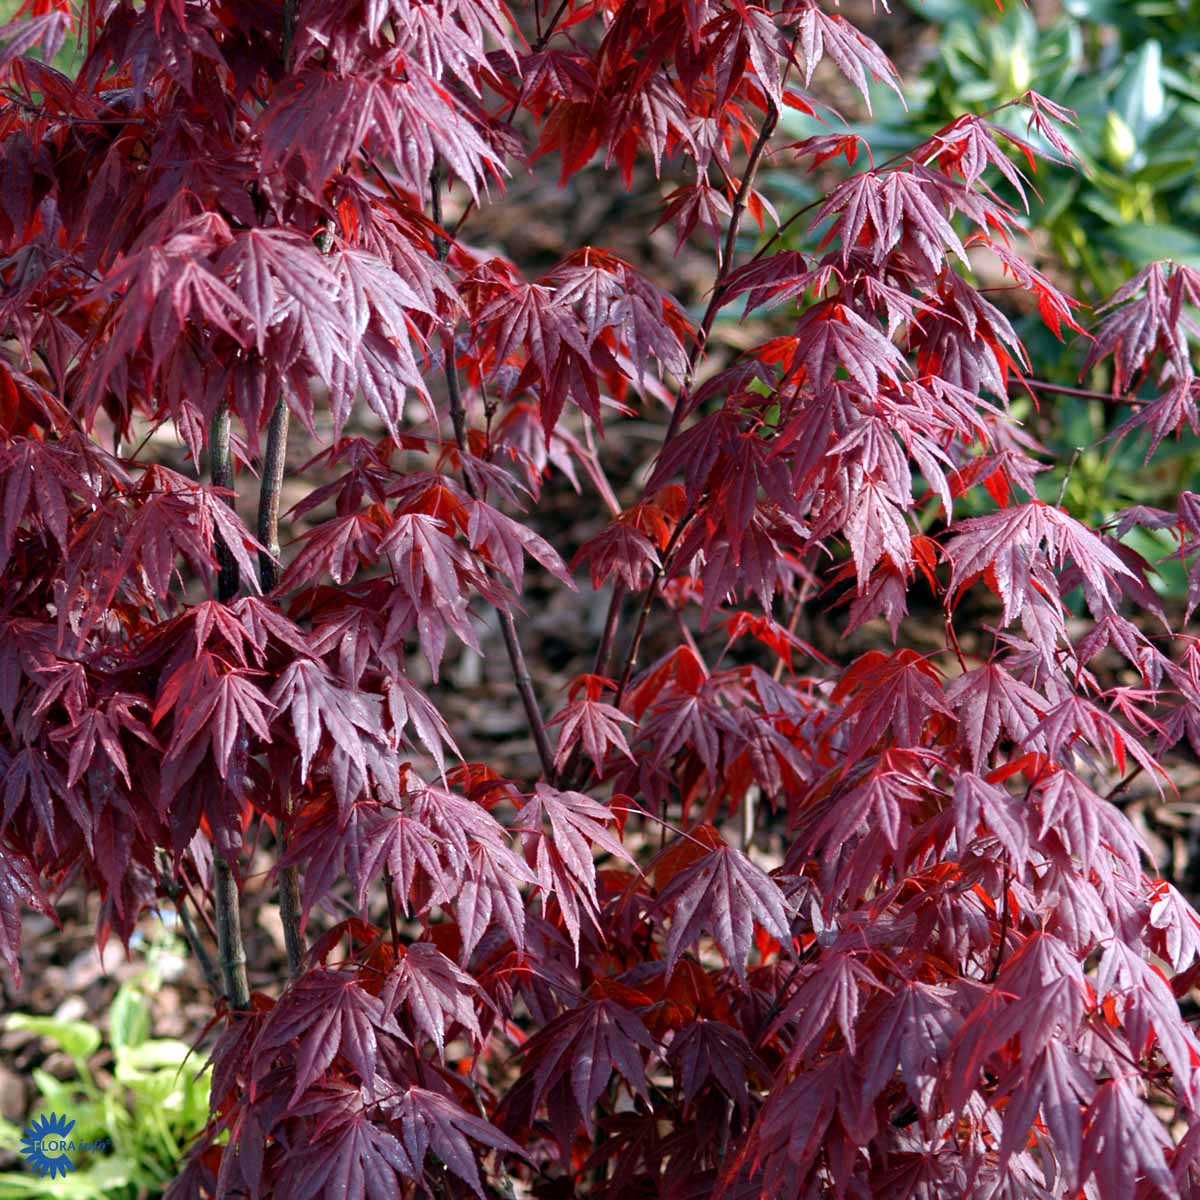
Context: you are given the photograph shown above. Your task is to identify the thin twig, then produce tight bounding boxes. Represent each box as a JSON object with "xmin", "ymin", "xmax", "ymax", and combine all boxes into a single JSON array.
[
  {"xmin": 614, "ymin": 513, "xmax": 692, "ymax": 706},
  {"xmin": 988, "ymin": 870, "xmax": 1013, "ymax": 983},
  {"xmin": 534, "ymin": 0, "xmax": 572, "ymax": 51},
  {"xmin": 158, "ymin": 859, "xmax": 222, "ymax": 999},
  {"xmin": 281, "ymin": 0, "xmax": 297, "ymax": 68},
  {"xmin": 558, "ymin": 583, "xmax": 629, "ymax": 790},
  {"xmin": 382, "ymin": 863, "xmax": 402, "ymax": 955},
  {"xmin": 753, "ymin": 939, "xmax": 820, "ymax": 1051},
  {"xmin": 1018, "ymin": 378, "xmax": 1143, "ymax": 406},
  {"xmin": 209, "ymin": 405, "xmax": 241, "ymax": 605},
  {"xmin": 430, "ymin": 163, "xmax": 558, "ymax": 780},
  {"xmin": 1105, "ymin": 764, "xmax": 1145, "ymax": 804},
  {"xmin": 661, "ymin": 99, "xmax": 779, "ymax": 450},
  {"xmin": 592, "ymin": 583, "xmax": 626, "ymax": 679},
  {"xmin": 178, "ymin": 893, "xmax": 222, "ymax": 999},
  {"xmin": 603, "ymin": 104, "xmax": 780, "ymax": 703},
  {"xmin": 213, "ymin": 851, "xmax": 251, "ymax": 1011},
  {"xmin": 257, "ymin": 400, "xmax": 289, "ymax": 592}
]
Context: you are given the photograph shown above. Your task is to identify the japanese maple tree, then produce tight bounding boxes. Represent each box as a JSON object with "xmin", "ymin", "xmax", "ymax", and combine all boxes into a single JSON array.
[{"xmin": 3, "ymin": 0, "xmax": 1200, "ymax": 1196}]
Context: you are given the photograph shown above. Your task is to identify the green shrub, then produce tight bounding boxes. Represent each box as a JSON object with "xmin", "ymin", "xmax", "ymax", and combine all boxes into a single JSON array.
[{"xmin": 0, "ymin": 952, "xmax": 211, "ymax": 1198}]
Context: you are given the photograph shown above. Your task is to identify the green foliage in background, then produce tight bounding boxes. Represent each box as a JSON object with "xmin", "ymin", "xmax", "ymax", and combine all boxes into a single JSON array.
[
  {"xmin": 0, "ymin": 1, "xmax": 85, "ymax": 77},
  {"xmin": 761, "ymin": 0, "xmax": 1200, "ymax": 582},
  {"xmin": 904, "ymin": 0, "xmax": 1200, "ymax": 297},
  {"xmin": 904, "ymin": 0, "xmax": 1200, "ymax": 569},
  {"xmin": 0, "ymin": 930, "xmax": 212, "ymax": 1199}
]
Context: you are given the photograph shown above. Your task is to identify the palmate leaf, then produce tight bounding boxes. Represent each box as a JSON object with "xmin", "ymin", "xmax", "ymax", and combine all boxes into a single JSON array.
[
  {"xmin": 67, "ymin": 466, "xmax": 265, "ymax": 626},
  {"xmin": 259, "ymin": 67, "xmax": 500, "ymax": 200},
  {"xmin": 283, "ymin": 798, "xmax": 443, "ymax": 920},
  {"xmin": 383, "ymin": 1089, "xmax": 525, "ymax": 1199},
  {"xmin": 276, "ymin": 1086, "xmax": 524, "ymax": 1200},
  {"xmin": 996, "ymin": 1039, "xmax": 1095, "ymax": 1190},
  {"xmin": 518, "ymin": 784, "xmax": 632, "ymax": 956},
  {"xmin": 0, "ymin": 438, "xmax": 95, "ymax": 571},
  {"xmin": 945, "ymin": 500, "xmax": 1136, "ymax": 624},
  {"xmin": 548, "ymin": 695, "xmax": 635, "ymax": 776},
  {"xmin": 0, "ymin": 841, "xmax": 54, "ymax": 985},
  {"xmin": 785, "ymin": 1, "xmax": 902, "ymax": 109},
  {"xmin": 862, "ymin": 980, "xmax": 960, "ymax": 1110},
  {"xmin": 811, "ymin": 753, "xmax": 929, "ymax": 854},
  {"xmin": 667, "ymin": 1018, "xmax": 756, "ymax": 1109},
  {"xmin": 518, "ymin": 999, "xmax": 654, "ymax": 1141},
  {"xmin": 829, "ymin": 649, "xmax": 951, "ymax": 761},
  {"xmin": 278, "ymin": 1109, "xmax": 417, "ymax": 1200},
  {"xmin": 215, "ymin": 228, "xmax": 344, "ymax": 356},
  {"xmin": 251, "ymin": 968, "xmax": 405, "ymax": 1105},
  {"xmin": 1080, "ymin": 1079, "xmax": 1178, "ymax": 1200},
  {"xmin": 380, "ymin": 942, "xmax": 482, "ymax": 1055},
  {"xmin": 771, "ymin": 952, "xmax": 877, "ymax": 1062},
  {"xmin": 944, "ymin": 663, "xmax": 1046, "ymax": 770},
  {"xmin": 466, "ymin": 498, "xmax": 575, "ymax": 592},
  {"xmin": 654, "ymin": 838, "xmax": 791, "ymax": 978},
  {"xmin": 269, "ymin": 658, "xmax": 369, "ymax": 784}
]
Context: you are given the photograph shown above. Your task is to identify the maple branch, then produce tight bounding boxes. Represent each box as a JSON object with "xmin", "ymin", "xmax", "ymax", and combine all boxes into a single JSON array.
[
  {"xmin": 753, "ymin": 939, "xmax": 820, "ymax": 1052},
  {"xmin": 177, "ymin": 894, "xmax": 222, "ymax": 997},
  {"xmin": 208, "ymin": 402, "xmax": 252, "ymax": 1012},
  {"xmin": 159, "ymin": 860, "xmax": 222, "ymax": 999},
  {"xmin": 1017, "ymin": 377, "xmax": 1144, "ymax": 406},
  {"xmin": 276, "ymin": 834, "xmax": 304, "ymax": 976},
  {"xmin": 988, "ymin": 869, "xmax": 1013, "ymax": 983},
  {"xmin": 614, "ymin": 513, "xmax": 692, "ymax": 706},
  {"xmin": 209, "ymin": 404, "xmax": 241, "ymax": 603},
  {"xmin": 534, "ymin": 0, "xmax": 572, "ymax": 51},
  {"xmin": 257, "ymin": 402, "xmax": 288, "ymax": 592},
  {"xmin": 430, "ymin": 163, "xmax": 558, "ymax": 781},
  {"xmin": 556, "ymin": 584, "xmax": 629, "ymax": 790},
  {"xmin": 592, "ymin": 582, "xmax": 626, "ymax": 679},
  {"xmin": 256, "ymin": 390, "xmax": 306, "ymax": 978},
  {"xmin": 663, "ymin": 99, "xmax": 779, "ymax": 449},
  {"xmin": 382, "ymin": 863, "xmax": 402, "ymax": 955},
  {"xmin": 1106, "ymin": 764, "xmax": 1145, "ymax": 804},
  {"xmin": 603, "ymin": 103, "xmax": 780, "ymax": 710},
  {"xmin": 213, "ymin": 832, "xmax": 252, "ymax": 1011},
  {"xmin": 282, "ymin": 0, "xmax": 297, "ymax": 68}
]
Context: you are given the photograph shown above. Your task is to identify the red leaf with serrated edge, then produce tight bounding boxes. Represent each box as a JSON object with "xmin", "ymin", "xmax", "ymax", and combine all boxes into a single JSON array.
[
  {"xmin": 548, "ymin": 695, "xmax": 635, "ymax": 776},
  {"xmin": 1080, "ymin": 1079, "xmax": 1177, "ymax": 1200},
  {"xmin": 252, "ymin": 968, "xmax": 406, "ymax": 1106},
  {"xmin": 385, "ymin": 1088, "xmax": 525, "ymax": 1198},
  {"xmin": 0, "ymin": 842, "xmax": 54, "ymax": 986},
  {"xmin": 944, "ymin": 662, "xmax": 1046, "ymax": 770},
  {"xmin": 518, "ymin": 999, "xmax": 654, "ymax": 1140},
  {"xmin": 654, "ymin": 839, "xmax": 790, "ymax": 978},
  {"xmin": 517, "ymin": 783, "xmax": 632, "ymax": 957},
  {"xmin": 381, "ymin": 942, "xmax": 482, "ymax": 1055}
]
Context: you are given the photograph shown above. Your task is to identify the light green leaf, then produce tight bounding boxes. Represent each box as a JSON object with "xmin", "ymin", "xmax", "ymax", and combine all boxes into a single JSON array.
[
  {"xmin": 1108, "ymin": 222, "xmax": 1200, "ymax": 266},
  {"xmin": 1114, "ymin": 40, "xmax": 1165, "ymax": 138},
  {"xmin": 114, "ymin": 1039, "xmax": 193, "ymax": 1077},
  {"xmin": 7, "ymin": 1015, "xmax": 101, "ymax": 1063},
  {"xmin": 108, "ymin": 985, "xmax": 150, "ymax": 1054}
]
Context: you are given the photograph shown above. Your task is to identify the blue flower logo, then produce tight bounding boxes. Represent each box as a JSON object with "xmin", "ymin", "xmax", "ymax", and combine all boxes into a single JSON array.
[{"xmin": 20, "ymin": 1112, "xmax": 76, "ymax": 1178}]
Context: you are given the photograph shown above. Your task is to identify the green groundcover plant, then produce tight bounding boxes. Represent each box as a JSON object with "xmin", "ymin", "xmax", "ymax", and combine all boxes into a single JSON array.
[{"xmin": 0, "ymin": 948, "xmax": 211, "ymax": 1198}]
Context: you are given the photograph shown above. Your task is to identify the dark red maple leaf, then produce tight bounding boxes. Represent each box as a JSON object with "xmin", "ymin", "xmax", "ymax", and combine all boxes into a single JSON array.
[
  {"xmin": 654, "ymin": 838, "xmax": 791, "ymax": 978},
  {"xmin": 251, "ymin": 968, "xmax": 406, "ymax": 1105},
  {"xmin": 518, "ymin": 998, "xmax": 655, "ymax": 1145}
]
